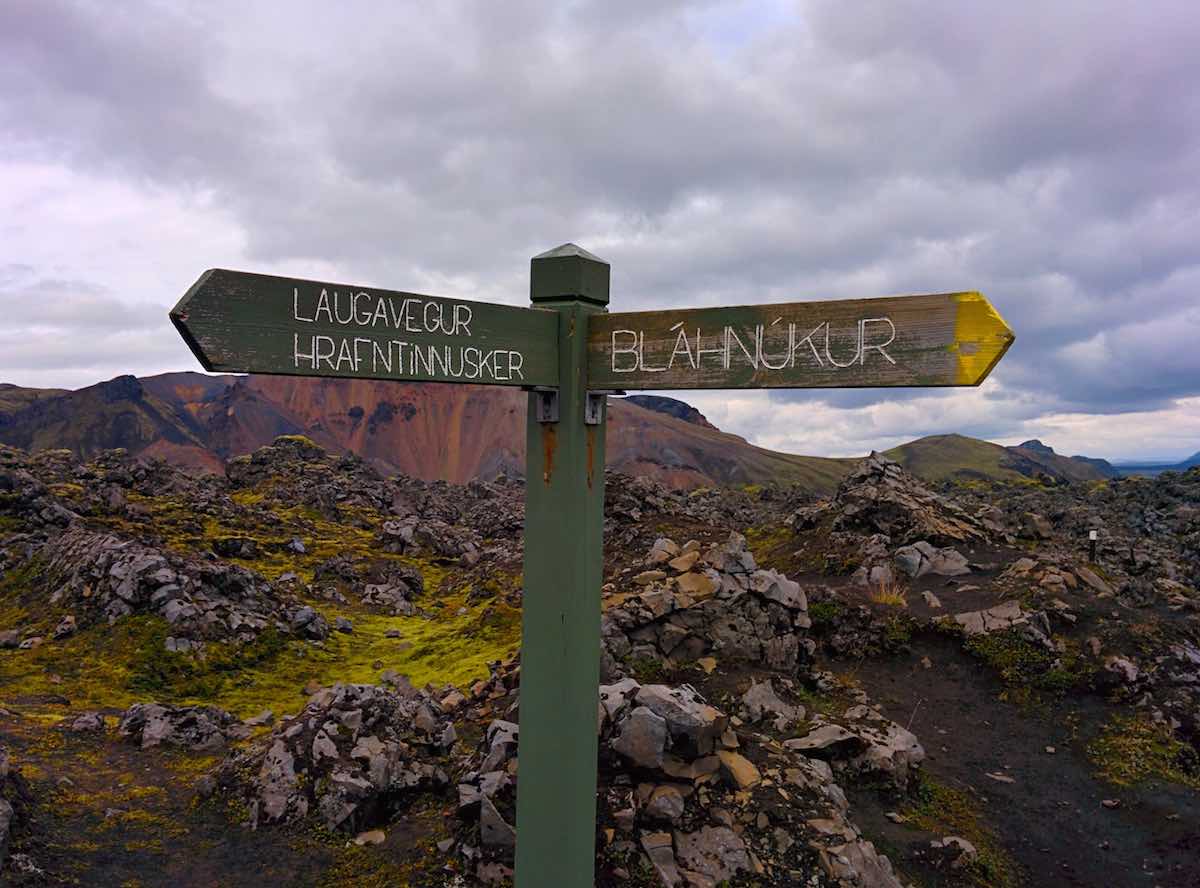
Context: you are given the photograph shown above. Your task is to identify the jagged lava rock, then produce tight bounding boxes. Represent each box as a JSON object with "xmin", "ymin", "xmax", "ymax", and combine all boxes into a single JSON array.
[
  {"xmin": 214, "ymin": 683, "xmax": 453, "ymax": 832},
  {"xmin": 792, "ymin": 453, "xmax": 987, "ymax": 546}
]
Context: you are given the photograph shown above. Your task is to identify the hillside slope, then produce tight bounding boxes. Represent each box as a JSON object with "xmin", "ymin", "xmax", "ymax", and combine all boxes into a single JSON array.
[
  {"xmin": 0, "ymin": 376, "xmax": 221, "ymax": 473},
  {"xmin": 1010, "ymin": 439, "xmax": 1119, "ymax": 480},
  {"xmin": 885, "ymin": 434, "xmax": 1032, "ymax": 483},
  {"xmin": 0, "ymin": 374, "xmax": 1120, "ymax": 489},
  {"xmin": 886, "ymin": 434, "xmax": 1117, "ymax": 483},
  {"xmin": 0, "ymin": 373, "xmax": 852, "ymax": 492}
]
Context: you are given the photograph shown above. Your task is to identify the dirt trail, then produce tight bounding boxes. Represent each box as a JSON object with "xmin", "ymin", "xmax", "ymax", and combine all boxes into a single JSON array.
[{"xmin": 843, "ymin": 634, "xmax": 1200, "ymax": 888}]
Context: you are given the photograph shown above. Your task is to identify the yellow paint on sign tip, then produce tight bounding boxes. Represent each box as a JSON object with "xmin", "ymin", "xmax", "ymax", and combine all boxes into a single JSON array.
[{"xmin": 951, "ymin": 292, "xmax": 1015, "ymax": 385}]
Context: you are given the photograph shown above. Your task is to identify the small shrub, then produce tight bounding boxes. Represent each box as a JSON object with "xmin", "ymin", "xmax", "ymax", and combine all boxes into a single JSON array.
[
  {"xmin": 627, "ymin": 655, "xmax": 666, "ymax": 684},
  {"xmin": 807, "ymin": 599, "xmax": 845, "ymax": 630}
]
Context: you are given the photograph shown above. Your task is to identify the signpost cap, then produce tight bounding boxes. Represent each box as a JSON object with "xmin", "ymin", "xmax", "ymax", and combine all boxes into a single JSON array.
[{"xmin": 531, "ymin": 243, "xmax": 610, "ymax": 306}]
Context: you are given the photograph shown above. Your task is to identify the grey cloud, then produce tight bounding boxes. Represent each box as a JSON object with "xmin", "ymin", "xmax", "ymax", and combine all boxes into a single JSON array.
[
  {"xmin": 0, "ymin": 278, "xmax": 165, "ymax": 332},
  {"xmin": 0, "ymin": 0, "xmax": 1198, "ymax": 455}
]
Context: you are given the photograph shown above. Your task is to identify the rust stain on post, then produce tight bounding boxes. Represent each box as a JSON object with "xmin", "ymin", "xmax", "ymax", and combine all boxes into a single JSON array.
[
  {"xmin": 541, "ymin": 424, "xmax": 557, "ymax": 484},
  {"xmin": 586, "ymin": 426, "xmax": 596, "ymax": 489}
]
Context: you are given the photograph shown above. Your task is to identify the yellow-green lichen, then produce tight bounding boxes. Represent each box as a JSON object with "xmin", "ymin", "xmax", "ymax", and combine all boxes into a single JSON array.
[
  {"xmin": 900, "ymin": 772, "xmax": 1021, "ymax": 888},
  {"xmin": 1088, "ymin": 715, "xmax": 1200, "ymax": 790}
]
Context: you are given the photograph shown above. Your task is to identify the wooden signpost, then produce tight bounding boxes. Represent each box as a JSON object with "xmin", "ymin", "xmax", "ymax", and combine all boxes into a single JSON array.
[{"xmin": 170, "ymin": 245, "xmax": 1014, "ymax": 888}]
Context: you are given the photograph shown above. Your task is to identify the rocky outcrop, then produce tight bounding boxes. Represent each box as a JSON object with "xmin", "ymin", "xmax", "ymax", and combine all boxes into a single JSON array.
[
  {"xmin": 601, "ymin": 533, "xmax": 814, "ymax": 679},
  {"xmin": 213, "ymin": 683, "xmax": 454, "ymax": 832},
  {"xmin": 792, "ymin": 453, "xmax": 987, "ymax": 546},
  {"xmin": 0, "ymin": 445, "xmax": 79, "ymax": 528},
  {"xmin": 37, "ymin": 527, "xmax": 328, "ymax": 643},
  {"xmin": 454, "ymin": 677, "xmax": 907, "ymax": 887},
  {"xmin": 951, "ymin": 600, "xmax": 1052, "ymax": 645},
  {"xmin": 0, "ymin": 745, "xmax": 34, "ymax": 871},
  {"xmin": 119, "ymin": 703, "xmax": 241, "ymax": 751},
  {"xmin": 893, "ymin": 541, "xmax": 971, "ymax": 579},
  {"xmin": 784, "ymin": 703, "xmax": 925, "ymax": 790}
]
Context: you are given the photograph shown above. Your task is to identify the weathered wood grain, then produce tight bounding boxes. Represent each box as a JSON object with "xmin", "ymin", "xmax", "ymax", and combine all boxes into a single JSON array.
[
  {"xmin": 586, "ymin": 291, "xmax": 1013, "ymax": 390},
  {"xmin": 170, "ymin": 269, "xmax": 559, "ymax": 387}
]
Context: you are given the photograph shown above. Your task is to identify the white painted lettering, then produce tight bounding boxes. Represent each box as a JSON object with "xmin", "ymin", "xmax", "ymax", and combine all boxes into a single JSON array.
[
  {"xmin": 353, "ymin": 337, "xmax": 370, "ymax": 372},
  {"xmin": 758, "ymin": 318, "xmax": 791, "ymax": 370},
  {"xmin": 860, "ymin": 317, "xmax": 896, "ymax": 365},
  {"xmin": 455, "ymin": 303, "xmax": 473, "ymax": 336},
  {"xmin": 412, "ymin": 342, "xmax": 431, "ymax": 376},
  {"xmin": 725, "ymin": 326, "xmax": 757, "ymax": 370},
  {"xmin": 333, "ymin": 291, "xmax": 355, "ymax": 325},
  {"xmin": 793, "ymin": 322, "xmax": 825, "ymax": 367},
  {"xmin": 372, "ymin": 341, "xmax": 392, "ymax": 374},
  {"xmin": 423, "ymin": 300, "xmax": 441, "ymax": 333},
  {"xmin": 335, "ymin": 337, "xmax": 355, "ymax": 371},
  {"xmin": 695, "ymin": 329, "xmax": 724, "ymax": 368},
  {"xmin": 639, "ymin": 332, "xmax": 667, "ymax": 372},
  {"xmin": 315, "ymin": 335, "xmax": 336, "ymax": 370},
  {"xmin": 403, "ymin": 298, "xmax": 422, "ymax": 333},
  {"xmin": 293, "ymin": 289, "xmax": 314, "ymax": 323},
  {"xmin": 353, "ymin": 293, "xmax": 372, "ymax": 326},
  {"xmin": 611, "ymin": 330, "xmax": 639, "ymax": 373},
  {"xmin": 314, "ymin": 290, "xmax": 334, "ymax": 324},
  {"xmin": 293, "ymin": 333, "xmax": 315, "ymax": 368},
  {"xmin": 371, "ymin": 296, "xmax": 390, "ymax": 328},
  {"xmin": 825, "ymin": 322, "xmax": 862, "ymax": 368},
  {"xmin": 667, "ymin": 322, "xmax": 695, "ymax": 370}
]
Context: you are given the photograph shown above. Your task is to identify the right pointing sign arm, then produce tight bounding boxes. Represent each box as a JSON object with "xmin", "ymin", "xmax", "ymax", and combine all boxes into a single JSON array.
[{"xmin": 586, "ymin": 291, "xmax": 1013, "ymax": 390}]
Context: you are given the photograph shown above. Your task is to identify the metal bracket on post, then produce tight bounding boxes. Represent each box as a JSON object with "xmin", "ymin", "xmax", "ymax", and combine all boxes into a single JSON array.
[
  {"xmin": 584, "ymin": 390, "xmax": 624, "ymax": 426},
  {"xmin": 523, "ymin": 385, "xmax": 559, "ymax": 423}
]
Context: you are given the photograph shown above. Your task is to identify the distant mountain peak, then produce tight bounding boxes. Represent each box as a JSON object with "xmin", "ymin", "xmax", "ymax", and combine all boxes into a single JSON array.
[
  {"xmin": 622, "ymin": 395, "xmax": 716, "ymax": 430},
  {"xmin": 1017, "ymin": 439, "xmax": 1054, "ymax": 454},
  {"xmin": 98, "ymin": 374, "xmax": 145, "ymax": 403}
]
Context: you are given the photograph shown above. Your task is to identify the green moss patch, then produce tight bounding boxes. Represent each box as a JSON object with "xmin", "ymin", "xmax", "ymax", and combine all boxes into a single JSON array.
[
  {"xmin": 964, "ymin": 630, "xmax": 1093, "ymax": 699},
  {"xmin": 1087, "ymin": 715, "xmax": 1200, "ymax": 790},
  {"xmin": 901, "ymin": 772, "xmax": 1021, "ymax": 888},
  {"xmin": 1, "ymin": 590, "xmax": 520, "ymax": 719}
]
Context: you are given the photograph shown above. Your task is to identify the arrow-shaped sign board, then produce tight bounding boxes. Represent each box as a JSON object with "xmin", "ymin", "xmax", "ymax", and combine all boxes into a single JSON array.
[
  {"xmin": 587, "ymin": 291, "xmax": 1013, "ymax": 390},
  {"xmin": 170, "ymin": 269, "xmax": 559, "ymax": 387}
]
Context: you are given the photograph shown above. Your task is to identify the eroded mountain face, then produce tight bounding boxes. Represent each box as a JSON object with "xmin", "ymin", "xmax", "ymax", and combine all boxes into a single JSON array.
[
  {"xmin": 0, "ymin": 439, "xmax": 1197, "ymax": 887},
  {"xmin": 2, "ymin": 373, "xmax": 1128, "ymax": 494}
]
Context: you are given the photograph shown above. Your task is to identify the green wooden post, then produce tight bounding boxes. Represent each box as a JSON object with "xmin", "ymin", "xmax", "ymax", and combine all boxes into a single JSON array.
[{"xmin": 516, "ymin": 244, "xmax": 609, "ymax": 887}]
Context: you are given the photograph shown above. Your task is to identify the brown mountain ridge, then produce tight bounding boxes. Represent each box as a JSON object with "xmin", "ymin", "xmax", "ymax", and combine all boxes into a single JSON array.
[{"xmin": 0, "ymin": 373, "xmax": 1117, "ymax": 490}]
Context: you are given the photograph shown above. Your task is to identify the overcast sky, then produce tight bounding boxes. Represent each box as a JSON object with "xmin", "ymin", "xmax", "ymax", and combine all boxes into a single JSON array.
[{"xmin": 2, "ymin": 1, "xmax": 1198, "ymax": 461}]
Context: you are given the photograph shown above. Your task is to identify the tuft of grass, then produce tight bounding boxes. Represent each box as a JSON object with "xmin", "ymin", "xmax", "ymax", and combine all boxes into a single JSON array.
[
  {"xmin": 791, "ymin": 684, "xmax": 843, "ymax": 719},
  {"xmin": 1088, "ymin": 715, "xmax": 1200, "ymax": 790},
  {"xmin": 868, "ymin": 578, "xmax": 907, "ymax": 608},
  {"xmin": 100, "ymin": 491, "xmax": 454, "ymax": 590}
]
